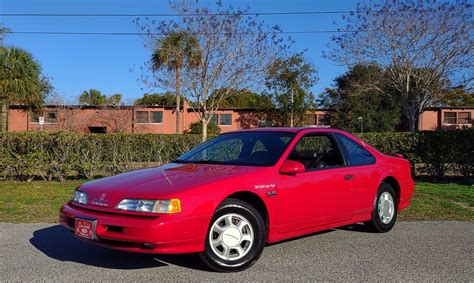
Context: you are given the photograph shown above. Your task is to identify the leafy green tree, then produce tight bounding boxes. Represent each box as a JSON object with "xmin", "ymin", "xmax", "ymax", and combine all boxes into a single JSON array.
[
  {"xmin": 212, "ymin": 89, "xmax": 274, "ymax": 110},
  {"xmin": 440, "ymin": 87, "xmax": 474, "ymax": 107},
  {"xmin": 319, "ymin": 64, "xmax": 400, "ymax": 132},
  {"xmin": 0, "ymin": 47, "xmax": 50, "ymax": 131},
  {"xmin": 134, "ymin": 92, "xmax": 180, "ymax": 107},
  {"xmin": 151, "ymin": 31, "xmax": 200, "ymax": 134},
  {"xmin": 265, "ymin": 54, "xmax": 318, "ymax": 127}
]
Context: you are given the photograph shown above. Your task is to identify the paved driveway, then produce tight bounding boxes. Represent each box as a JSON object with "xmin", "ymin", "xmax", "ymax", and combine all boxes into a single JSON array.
[{"xmin": 1, "ymin": 221, "xmax": 472, "ymax": 281}]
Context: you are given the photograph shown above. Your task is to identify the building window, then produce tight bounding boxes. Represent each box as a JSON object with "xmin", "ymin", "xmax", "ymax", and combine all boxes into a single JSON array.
[
  {"xmin": 458, "ymin": 112, "xmax": 471, "ymax": 124},
  {"xmin": 219, "ymin": 114, "xmax": 232, "ymax": 125},
  {"xmin": 317, "ymin": 114, "xmax": 330, "ymax": 126},
  {"xmin": 30, "ymin": 112, "xmax": 40, "ymax": 123},
  {"xmin": 45, "ymin": 112, "xmax": 58, "ymax": 124},
  {"xmin": 136, "ymin": 111, "xmax": 149, "ymax": 123},
  {"xmin": 150, "ymin": 111, "xmax": 163, "ymax": 123},
  {"xmin": 443, "ymin": 112, "xmax": 457, "ymax": 124},
  {"xmin": 30, "ymin": 111, "xmax": 57, "ymax": 124}
]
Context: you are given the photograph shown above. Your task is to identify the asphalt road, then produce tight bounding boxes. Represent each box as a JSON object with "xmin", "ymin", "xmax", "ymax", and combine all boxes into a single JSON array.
[{"xmin": 1, "ymin": 221, "xmax": 472, "ymax": 281}]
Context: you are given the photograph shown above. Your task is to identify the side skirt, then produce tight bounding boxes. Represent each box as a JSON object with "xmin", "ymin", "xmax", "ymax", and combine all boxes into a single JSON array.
[{"xmin": 266, "ymin": 213, "xmax": 372, "ymax": 244}]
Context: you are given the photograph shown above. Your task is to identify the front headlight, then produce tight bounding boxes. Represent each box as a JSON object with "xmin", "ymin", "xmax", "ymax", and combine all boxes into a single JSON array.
[
  {"xmin": 71, "ymin": 191, "xmax": 88, "ymax": 205},
  {"xmin": 116, "ymin": 198, "xmax": 181, "ymax": 214}
]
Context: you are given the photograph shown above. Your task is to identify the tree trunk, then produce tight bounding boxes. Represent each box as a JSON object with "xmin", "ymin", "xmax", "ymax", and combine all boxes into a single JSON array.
[
  {"xmin": 175, "ymin": 66, "xmax": 182, "ymax": 134},
  {"xmin": 400, "ymin": 77, "xmax": 420, "ymax": 132},
  {"xmin": 407, "ymin": 117, "xmax": 417, "ymax": 132},
  {"xmin": 201, "ymin": 119, "xmax": 208, "ymax": 142},
  {"xmin": 406, "ymin": 109, "xmax": 419, "ymax": 132},
  {"xmin": 1, "ymin": 101, "xmax": 7, "ymax": 132}
]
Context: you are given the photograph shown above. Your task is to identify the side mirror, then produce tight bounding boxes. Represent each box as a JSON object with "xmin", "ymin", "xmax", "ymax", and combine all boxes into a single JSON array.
[{"xmin": 279, "ymin": 160, "xmax": 305, "ymax": 175}]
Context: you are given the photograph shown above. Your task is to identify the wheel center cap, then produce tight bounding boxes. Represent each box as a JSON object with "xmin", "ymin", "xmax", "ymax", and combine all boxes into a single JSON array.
[{"xmin": 222, "ymin": 227, "xmax": 241, "ymax": 247}]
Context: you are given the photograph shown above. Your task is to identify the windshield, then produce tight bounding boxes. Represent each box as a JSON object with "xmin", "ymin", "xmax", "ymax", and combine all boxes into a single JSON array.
[{"xmin": 175, "ymin": 131, "xmax": 295, "ymax": 166}]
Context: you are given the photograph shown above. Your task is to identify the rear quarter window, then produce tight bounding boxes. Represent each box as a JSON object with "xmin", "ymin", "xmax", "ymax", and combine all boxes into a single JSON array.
[{"xmin": 336, "ymin": 133, "xmax": 376, "ymax": 166}]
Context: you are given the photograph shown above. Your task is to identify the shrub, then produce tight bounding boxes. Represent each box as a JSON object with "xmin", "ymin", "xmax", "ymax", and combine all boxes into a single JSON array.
[
  {"xmin": 0, "ymin": 132, "xmax": 202, "ymax": 181},
  {"xmin": 357, "ymin": 132, "xmax": 420, "ymax": 165},
  {"xmin": 188, "ymin": 121, "xmax": 221, "ymax": 135},
  {"xmin": 359, "ymin": 129, "xmax": 474, "ymax": 178},
  {"xmin": 0, "ymin": 129, "xmax": 472, "ymax": 181}
]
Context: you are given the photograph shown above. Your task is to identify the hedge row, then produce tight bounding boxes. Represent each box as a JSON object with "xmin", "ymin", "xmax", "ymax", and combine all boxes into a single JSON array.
[
  {"xmin": 357, "ymin": 130, "xmax": 474, "ymax": 178},
  {"xmin": 0, "ymin": 133, "xmax": 201, "ymax": 181},
  {"xmin": 0, "ymin": 130, "xmax": 472, "ymax": 181}
]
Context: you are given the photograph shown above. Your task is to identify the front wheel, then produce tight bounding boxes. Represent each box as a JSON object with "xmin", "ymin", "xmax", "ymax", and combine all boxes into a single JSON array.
[
  {"xmin": 365, "ymin": 182, "xmax": 398, "ymax": 233},
  {"xmin": 200, "ymin": 198, "xmax": 266, "ymax": 272}
]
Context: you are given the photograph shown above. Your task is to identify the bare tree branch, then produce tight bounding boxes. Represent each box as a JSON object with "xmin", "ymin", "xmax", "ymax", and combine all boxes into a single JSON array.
[{"xmin": 326, "ymin": 0, "xmax": 473, "ymax": 131}]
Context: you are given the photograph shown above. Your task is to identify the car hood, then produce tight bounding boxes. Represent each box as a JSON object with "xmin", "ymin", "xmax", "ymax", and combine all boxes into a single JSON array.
[{"xmin": 77, "ymin": 163, "xmax": 271, "ymax": 209}]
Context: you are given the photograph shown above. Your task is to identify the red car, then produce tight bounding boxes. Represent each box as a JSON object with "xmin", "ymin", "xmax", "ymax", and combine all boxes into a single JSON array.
[{"xmin": 60, "ymin": 128, "xmax": 414, "ymax": 272}]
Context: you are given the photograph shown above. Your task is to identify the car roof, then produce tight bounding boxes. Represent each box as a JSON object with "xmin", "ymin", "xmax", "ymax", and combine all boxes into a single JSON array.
[{"xmin": 224, "ymin": 127, "xmax": 347, "ymax": 134}]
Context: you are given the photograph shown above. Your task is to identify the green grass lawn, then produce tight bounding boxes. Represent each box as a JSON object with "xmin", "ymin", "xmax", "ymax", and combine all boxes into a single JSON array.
[
  {"xmin": 0, "ymin": 180, "xmax": 472, "ymax": 223},
  {"xmin": 0, "ymin": 180, "xmax": 83, "ymax": 223},
  {"xmin": 399, "ymin": 182, "xmax": 473, "ymax": 221}
]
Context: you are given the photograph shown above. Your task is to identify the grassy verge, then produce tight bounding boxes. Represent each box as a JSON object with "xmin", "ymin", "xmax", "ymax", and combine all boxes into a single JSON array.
[
  {"xmin": 0, "ymin": 181, "xmax": 82, "ymax": 223},
  {"xmin": 0, "ymin": 180, "xmax": 472, "ymax": 223},
  {"xmin": 399, "ymin": 182, "xmax": 473, "ymax": 221}
]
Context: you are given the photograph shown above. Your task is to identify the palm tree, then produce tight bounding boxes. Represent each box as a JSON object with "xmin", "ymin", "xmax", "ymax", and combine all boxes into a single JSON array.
[
  {"xmin": 0, "ymin": 47, "xmax": 47, "ymax": 131},
  {"xmin": 0, "ymin": 25, "xmax": 9, "ymax": 46},
  {"xmin": 151, "ymin": 31, "xmax": 200, "ymax": 134},
  {"xmin": 79, "ymin": 89, "xmax": 107, "ymax": 105}
]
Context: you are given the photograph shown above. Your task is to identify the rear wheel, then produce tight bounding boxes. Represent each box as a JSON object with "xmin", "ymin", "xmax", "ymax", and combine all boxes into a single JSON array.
[
  {"xmin": 200, "ymin": 198, "xmax": 266, "ymax": 272},
  {"xmin": 365, "ymin": 182, "xmax": 397, "ymax": 233}
]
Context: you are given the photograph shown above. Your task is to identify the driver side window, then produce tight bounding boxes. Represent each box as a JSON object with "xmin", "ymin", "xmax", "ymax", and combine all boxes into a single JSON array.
[{"xmin": 288, "ymin": 134, "xmax": 344, "ymax": 171}]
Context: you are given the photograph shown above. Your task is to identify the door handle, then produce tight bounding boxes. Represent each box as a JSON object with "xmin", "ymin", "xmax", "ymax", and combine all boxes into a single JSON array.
[{"xmin": 344, "ymin": 175, "xmax": 353, "ymax": 180}]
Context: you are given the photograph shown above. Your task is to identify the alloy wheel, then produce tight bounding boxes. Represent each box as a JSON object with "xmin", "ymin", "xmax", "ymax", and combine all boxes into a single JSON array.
[
  {"xmin": 378, "ymin": 192, "xmax": 395, "ymax": 224},
  {"xmin": 209, "ymin": 213, "xmax": 254, "ymax": 261}
]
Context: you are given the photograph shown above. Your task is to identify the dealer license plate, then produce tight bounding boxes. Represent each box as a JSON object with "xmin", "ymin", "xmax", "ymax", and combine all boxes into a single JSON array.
[{"xmin": 75, "ymin": 219, "xmax": 95, "ymax": 239}]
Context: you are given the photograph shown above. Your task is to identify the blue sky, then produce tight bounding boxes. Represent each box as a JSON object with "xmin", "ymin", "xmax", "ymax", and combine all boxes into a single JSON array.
[{"xmin": 1, "ymin": 0, "xmax": 356, "ymax": 103}]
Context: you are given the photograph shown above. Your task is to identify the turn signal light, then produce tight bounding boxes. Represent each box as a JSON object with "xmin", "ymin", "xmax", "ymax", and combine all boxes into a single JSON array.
[{"xmin": 167, "ymin": 198, "xmax": 181, "ymax": 214}]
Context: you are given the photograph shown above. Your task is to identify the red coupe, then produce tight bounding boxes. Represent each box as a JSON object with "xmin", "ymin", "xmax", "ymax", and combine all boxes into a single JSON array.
[{"xmin": 60, "ymin": 128, "xmax": 414, "ymax": 272}]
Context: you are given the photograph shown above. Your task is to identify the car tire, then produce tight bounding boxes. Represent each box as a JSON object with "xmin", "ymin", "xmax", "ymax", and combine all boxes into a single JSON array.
[
  {"xmin": 199, "ymin": 198, "xmax": 266, "ymax": 272},
  {"xmin": 365, "ymin": 182, "xmax": 398, "ymax": 233}
]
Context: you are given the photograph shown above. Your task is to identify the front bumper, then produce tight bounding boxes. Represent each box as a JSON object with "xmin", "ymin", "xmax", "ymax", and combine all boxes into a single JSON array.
[{"xmin": 60, "ymin": 204, "xmax": 209, "ymax": 254}]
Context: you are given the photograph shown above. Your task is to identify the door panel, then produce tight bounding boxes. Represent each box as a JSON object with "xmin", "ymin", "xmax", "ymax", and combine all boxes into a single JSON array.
[
  {"xmin": 277, "ymin": 168, "xmax": 355, "ymax": 233},
  {"xmin": 275, "ymin": 133, "xmax": 355, "ymax": 233},
  {"xmin": 350, "ymin": 165, "xmax": 380, "ymax": 215},
  {"xmin": 333, "ymin": 133, "xmax": 381, "ymax": 216}
]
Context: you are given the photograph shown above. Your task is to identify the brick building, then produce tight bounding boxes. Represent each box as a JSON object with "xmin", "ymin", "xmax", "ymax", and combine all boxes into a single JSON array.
[
  {"xmin": 419, "ymin": 106, "xmax": 474, "ymax": 130},
  {"xmin": 5, "ymin": 103, "xmax": 473, "ymax": 133}
]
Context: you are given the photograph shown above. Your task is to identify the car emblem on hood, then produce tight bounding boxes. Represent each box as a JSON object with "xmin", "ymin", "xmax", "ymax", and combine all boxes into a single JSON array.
[{"xmin": 91, "ymin": 193, "xmax": 108, "ymax": 206}]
